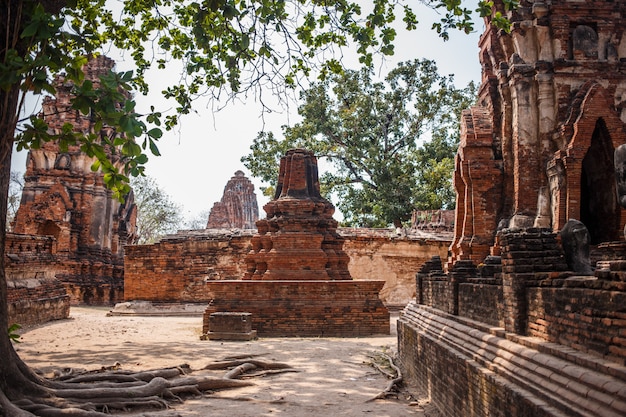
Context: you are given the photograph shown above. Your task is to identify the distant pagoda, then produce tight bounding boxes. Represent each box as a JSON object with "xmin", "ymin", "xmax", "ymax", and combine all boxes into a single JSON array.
[{"xmin": 206, "ymin": 170, "xmax": 259, "ymax": 229}]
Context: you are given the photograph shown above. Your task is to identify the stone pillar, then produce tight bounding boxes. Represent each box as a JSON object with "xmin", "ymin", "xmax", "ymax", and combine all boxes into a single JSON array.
[
  {"xmin": 509, "ymin": 65, "xmax": 539, "ymax": 220},
  {"xmin": 449, "ymin": 107, "xmax": 502, "ymax": 268}
]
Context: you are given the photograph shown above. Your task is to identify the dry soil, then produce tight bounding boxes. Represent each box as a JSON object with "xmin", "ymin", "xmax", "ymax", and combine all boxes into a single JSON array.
[{"xmin": 17, "ymin": 306, "xmax": 437, "ymax": 416}]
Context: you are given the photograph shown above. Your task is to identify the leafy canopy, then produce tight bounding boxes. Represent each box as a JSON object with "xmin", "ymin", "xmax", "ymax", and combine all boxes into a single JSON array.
[
  {"xmin": 242, "ymin": 59, "xmax": 476, "ymax": 227},
  {"xmin": 5, "ymin": 0, "xmax": 515, "ymax": 201}
]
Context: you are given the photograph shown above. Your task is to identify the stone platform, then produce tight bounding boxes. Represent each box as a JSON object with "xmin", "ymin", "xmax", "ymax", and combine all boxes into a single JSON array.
[
  {"xmin": 201, "ymin": 280, "xmax": 390, "ymax": 337},
  {"xmin": 398, "ymin": 302, "xmax": 626, "ymax": 417}
]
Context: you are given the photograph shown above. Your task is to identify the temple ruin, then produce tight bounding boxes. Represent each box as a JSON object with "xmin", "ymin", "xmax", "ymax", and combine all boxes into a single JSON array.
[
  {"xmin": 206, "ymin": 170, "xmax": 259, "ymax": 229},
  {"xmin": 398, "ymin": 1, "xmax": 626, "ymax": 416},
  {"xmin": 7, "ymin": 56, "xmax": 136, "ymax": 326}
]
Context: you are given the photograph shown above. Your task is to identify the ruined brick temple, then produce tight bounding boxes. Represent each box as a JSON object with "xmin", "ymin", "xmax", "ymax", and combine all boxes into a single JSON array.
[
  {"xmin": 7, "ymin": 56, "xmax": 136, "ymax": 324},
  {"xmin": 398, "ymin": 1, "xmax": 626, "ymax": 416},
  {"xmin": 206, "ymin": 170, "xmax": 259, "ymax": 229}
]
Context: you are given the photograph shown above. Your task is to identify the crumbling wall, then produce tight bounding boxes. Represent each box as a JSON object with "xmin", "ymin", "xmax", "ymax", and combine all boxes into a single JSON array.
[
  {"xmin": 123, "ymin": 231, "xmax": 254, "ymax": 301},
  {"xmin": 341, "ymin": 229, "xmax": 451, "ymax": 307},
  {"xmin": 5, "ymin": 233, "xmax": 70, "ymax": 326}
]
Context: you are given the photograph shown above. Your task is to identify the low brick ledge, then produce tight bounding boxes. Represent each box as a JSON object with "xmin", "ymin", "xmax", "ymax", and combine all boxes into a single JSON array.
[
  {"xmin": 202, "ymin": 280, "xmax": 390, "ymax": 337},
  {"xmin": 399, "ymin": 302, "xmax": 626, "ymax": 417}
]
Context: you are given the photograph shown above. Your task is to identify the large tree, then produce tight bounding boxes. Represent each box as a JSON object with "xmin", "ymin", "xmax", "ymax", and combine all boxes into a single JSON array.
[
  {"xmin": 242, "ymin": 59, "xmax": 476, "ymax": 227},
  {"xmin": 0, "ymin": 0, "xmax": 515, "ymax": 414},
  {"xmin": 131, "ymin": 175, "xmax": 184, "ymax": 244}
]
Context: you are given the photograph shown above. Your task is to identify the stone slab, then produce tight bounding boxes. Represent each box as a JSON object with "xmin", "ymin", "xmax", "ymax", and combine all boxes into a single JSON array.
[{"xmin": 206, "ymin": 330, "xmax": 258, "ymax": 341}]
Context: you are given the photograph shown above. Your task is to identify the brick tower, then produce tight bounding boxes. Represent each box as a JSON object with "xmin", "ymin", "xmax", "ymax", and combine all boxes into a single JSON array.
[
  {"xmin": 244, "ymin": 149, "xmax": 351, "ymax": 280},
  {"xmin": 202, "ymin": 148, "xmax": 389, "ymax": 337}
]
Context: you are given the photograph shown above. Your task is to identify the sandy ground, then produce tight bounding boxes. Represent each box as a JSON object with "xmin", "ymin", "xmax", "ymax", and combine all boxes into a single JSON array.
[{"xmin": 16, "ymin": 307, "xmax": 436, "ymax": 416}]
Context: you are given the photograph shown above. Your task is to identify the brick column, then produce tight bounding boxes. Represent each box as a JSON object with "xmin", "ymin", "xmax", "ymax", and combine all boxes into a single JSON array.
[
  {"xmin": 498, "ymin": 228, "xmax": 568, "ymax": 334},
  {"xmin": 448, "ymin": 260, "xmax": 477, "ymax": 316}
]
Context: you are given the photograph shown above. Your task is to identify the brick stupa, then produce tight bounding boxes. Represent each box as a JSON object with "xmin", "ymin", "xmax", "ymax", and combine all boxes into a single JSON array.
[
  {"xmin": 244, "ymin": 149, "xmax": 350, "ymax": 280},
  {"xmin": 202, "ymin": 149, "xmax": 389, "ymax": 337}
]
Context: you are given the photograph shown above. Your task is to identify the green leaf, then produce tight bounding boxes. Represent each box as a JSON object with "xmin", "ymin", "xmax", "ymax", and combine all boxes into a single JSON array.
[
  {"xmin": 147, "ymin": 128, "xmax": 163, "ymax": 139},
  {"xmin": 149, "ymin": 139, "xmax": 161, "ymax": 156}
]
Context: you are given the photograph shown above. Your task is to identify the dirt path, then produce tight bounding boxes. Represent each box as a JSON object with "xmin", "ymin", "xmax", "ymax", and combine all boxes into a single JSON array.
[{"xmin": 17, "ymin": 307, "xmax": 436, "ymax": 416}]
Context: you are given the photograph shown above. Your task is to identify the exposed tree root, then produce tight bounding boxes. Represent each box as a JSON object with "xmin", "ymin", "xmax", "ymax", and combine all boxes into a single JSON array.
[
  {"xmin": 203, "ymin": 359, "xmax": 293, "ymax": 371},
  {"xmin": 3, "ymin": 356, "xmax": 295, "ymax": 416},
  {"xmin": 241, "ymin": 368, "xmax": 300, "ymax": 379},
  {"xmin": 366, "ymin": 353, "xmax": 403, "ymax": 402}
]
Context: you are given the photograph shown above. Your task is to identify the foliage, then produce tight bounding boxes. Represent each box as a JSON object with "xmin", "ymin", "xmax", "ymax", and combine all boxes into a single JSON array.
[
  {"xmin": 5, "ymin": 0, "xmax": 513, "ymax": 202},
  {"xmin": 131, "ymin": 175, "xmax": 184, "ymax": 244},
  {"xmin": 8, "ymin": 323, "xmax": 21, "ymax": 344},
  {"xmin": 242, "ymin": 59, "xmax": 476, "ymax": 227},
  {"xmin": 184, "ymin": 209, "xmax": 211, "ymax": 230}
]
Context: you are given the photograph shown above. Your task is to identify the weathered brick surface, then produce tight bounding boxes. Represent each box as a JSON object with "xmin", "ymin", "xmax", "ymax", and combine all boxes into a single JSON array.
[
  {"xmin": 124, "ymin": 228, "xmax": 450, "ymax": 306},
  {"xmin": 527, "ymin": 282, "xmax": 626, "ymax": 364},
  {"xmin": 341, "ymin": 230, "xmax": 450, "ymax": 306},
  {"xmin": 201, "ymin": 280, "xmax": 389, "ymax": 337},
  {"xmin": 124, "ymin": 231, "xmax": 254, "ymax": 301},
  {"xmin": 244, "ymin": 149, "xmax": 351, "ymax": 281},
  {"xmin": 406, "ymin": 231, "xmax": 626, "ymax": 415},
  {"xmin": 458, "ymin": 280, "xmax": 504, "ymax": 327},
  {"xmin": 208, "ymin": 312, "xmax": 253, "ymax": 333},
  {"xmin": 398, "ymin": 303, "xmax": 626, "ymax": 417}
]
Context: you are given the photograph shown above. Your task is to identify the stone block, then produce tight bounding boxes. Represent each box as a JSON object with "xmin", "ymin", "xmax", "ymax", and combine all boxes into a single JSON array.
[{"xmin": 206, "ymin": 312, "xmax": 257, "ymax": 341}]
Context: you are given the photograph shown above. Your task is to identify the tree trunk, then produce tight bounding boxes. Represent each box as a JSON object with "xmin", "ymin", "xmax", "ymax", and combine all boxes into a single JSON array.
[{"xmin": 0, "ymin": 0, "xmax": 53, "ymax": 407}]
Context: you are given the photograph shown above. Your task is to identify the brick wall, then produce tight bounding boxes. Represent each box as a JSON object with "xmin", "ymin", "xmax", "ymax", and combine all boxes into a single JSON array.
[
  {"xmin": 413, "ymin": 228, "xmax": 626, "ymax": 362},
  {"xmin": 341, "ymin": 229, "xmax": 451, "ymax": 306},
  {"xmin": 527, "ymin": 280, "xmax": 626, "ymax": 364},
  {"xmin": 458, "ymin": 280, "xmax": 504, "ymax": 327},
  {"xmin": 124, "ymin": 231, "xmax": 254, "ymax": 301},
  {"xmin": 398, "ymin": 304, "xmax": 574, "ymax": 417},
  {"xmin": 7, "ymin": 277, "xmax": 70, "ymax": 327},
  {"xmin": 124, "ymin": 228, "xmax": 451, "ymax": 306}
]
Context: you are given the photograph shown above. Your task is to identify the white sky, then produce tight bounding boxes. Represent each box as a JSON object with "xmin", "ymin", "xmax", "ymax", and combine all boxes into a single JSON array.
[{"xmin": 11, "ymin": 4, "xmax": 483, "ymax": 223}]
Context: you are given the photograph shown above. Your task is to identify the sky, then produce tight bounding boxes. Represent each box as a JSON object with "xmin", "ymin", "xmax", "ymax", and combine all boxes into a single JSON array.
[{"xmin": 11, "ymin": 3, "xmax": 483, "ymax": 224}]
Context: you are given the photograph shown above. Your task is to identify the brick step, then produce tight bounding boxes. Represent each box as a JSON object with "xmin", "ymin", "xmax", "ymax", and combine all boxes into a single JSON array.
[
  {"xmin": 400, "ymin": 303, "xmax": 626, "ymax": 417},
  {"xmin": 401, "ymin": 308, "xmax": 573, "ymax": 417},
  {"xmin": 440, "ymin": 308, "xmax": 626, "ymax": 383}
]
